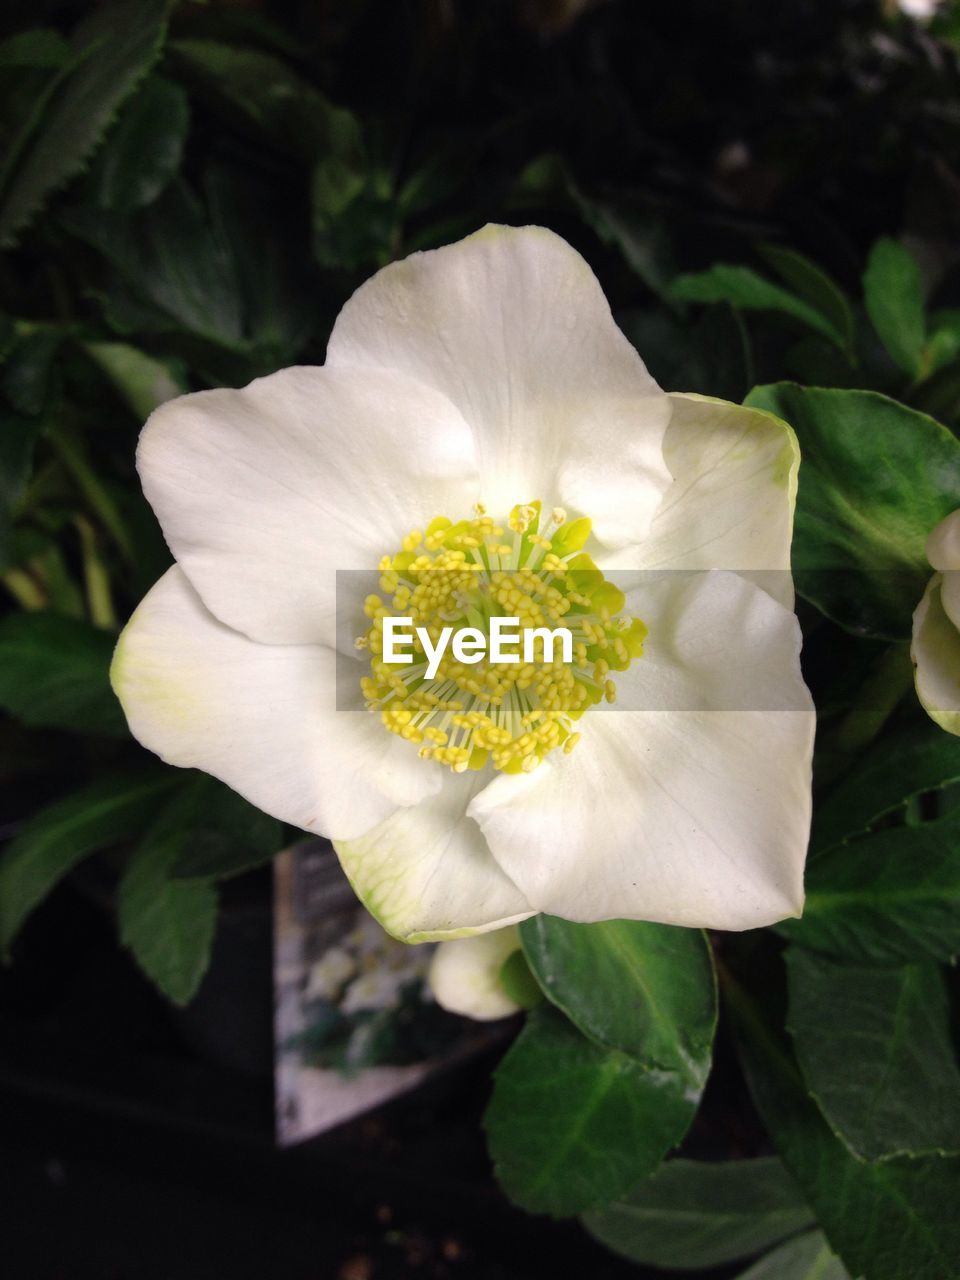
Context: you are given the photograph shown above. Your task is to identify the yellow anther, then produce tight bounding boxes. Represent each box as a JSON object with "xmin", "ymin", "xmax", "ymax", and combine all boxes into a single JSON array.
[{"xmin": 360, "ymin": 499, "xmax": 644, "ymax": 774}]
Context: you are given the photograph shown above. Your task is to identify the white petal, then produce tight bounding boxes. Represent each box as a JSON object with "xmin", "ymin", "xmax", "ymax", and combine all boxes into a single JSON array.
[
  {"xmin": 428, "ymin": 927, "xmax": 523, "ymax": 1021},
  {"xmin": 111, "ymin": 567, "xmax": 440, "ymax": 838},
  {"xmin": 326, "ymin": 224, "xmax": 672, "ymax": 548},
  {"xmin": 612, "ymin": 570, "xmax": 813, "ymax": 712},
  {"xmin": 912, "ymin": 573, "xmax": 960, "ymax": 736},
  {"xmin": 601, "ymin": 394, "xmax": 799, "ymax": 608},
  {"xmin": 469, "ymin": 572, "xmax": 814, "ymax": 929},
  {"xmin": 137, "ymin": 365, "xmax": 479, "ymax": 645},
  {"xmin": 333, "ymin": 770, "xmax": 533, "ymax": 943},
  {"xmin": 926, "ymin": 509, "xmax": 960, "ymax": 570}
]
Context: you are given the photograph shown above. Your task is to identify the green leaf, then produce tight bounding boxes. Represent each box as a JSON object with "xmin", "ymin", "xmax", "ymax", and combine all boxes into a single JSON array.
[
  {"xmin": 0, "ymin": 770, "xmax": 177, "ymax": 949},
  {"xmin": 787, "ymin": 949, "xmax": 960, "ymax": 1160},
  {"xmin": 811, "ymin": 721, "xmax": 960, "ymax": 855},
  {"xmin": 0, "ymin": 0, "xmax": 170, "ymax": 247},
  {"xmin": 744, "ymin": 383, "xmax": 960, "ymax": 638},
  {"xmin": 118, "ymin": 800, "xmax": 219, "ymax": 1006},
  {"xmin": 168, "ymin": 776, "xmax": 281, "ymax": 880},
  {"xmin": 520, "ymin": 916, "xmax": 716, "ymax": 1089},
  {"xmin": 62, "ymin": 178, "xmax": 243, "ymax": 349},
  {"xmin": 90, "ymin": 75, "xmax": 188, "ymax": 212},
  {"xmin": 82, "ymin": 341, "xmax": 185, "ymax": 419},
  {"xmin": 168, "ymin": 39, "xmax": 362, "ymax": 168},
  {"xmin": 863, "ymin": 238, "xmax": 926, "ymax": 378},
  {"xmin": 759, "ymin": 244, "xmax": 855, "ymax": 355},
  {"xmin": 780, "ymin": 812, "xmax": 960, "ymax": 964},
  {"xmin": 728, "ymin": 968, "xmax": 960, "ymax": 1280},
  {"xmin": 735, "ymin": 1231, "xmax": 851, "ymax": 1280},
  {"xmin": 484, "ymin": 1004, "xmax": 696, "ymax": 1217},
  {"xmin": 498, "ymin": 948, "xmax": 543, "ymax": 1011},
  {"xmin": 0, "ymin": 406, "xmax": 46, "ymax": 555},
  {"xmin": 583, "ymin": 1158, "xmax": 814, "ymax": 1269},
  {"xmin": 2, "ymin": 328, "xmax": 62, "ymax": 416},
  {"xmin": 0, "ymin": 610, "xmax": 127, "ymax": 736},
  {"xmin": 671, "ymin": 264, "xmax": 847, "ymax": 350},
  {"xmin": 0, "ymin": 29, "xmax": 70, "ymax": 70}
]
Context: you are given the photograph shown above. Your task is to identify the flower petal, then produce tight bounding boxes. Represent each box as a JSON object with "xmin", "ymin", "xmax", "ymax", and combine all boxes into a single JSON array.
[
  {"xmin": 137, "ymin": 365, "xmax": 479, "ymax": 645},
  {"xmin": 326, "ymin": 224, "xmax": 672, "ymax": 547},
  {"xmin": 469, "ymin": 572, "xmax": 814, "ymax": 929},
  {"xmin": 333, "ymin": 771, "xmax": 533, "ymax": 943},
  {"xmin": 428, "ymin": 927, "xmax": 523, "ymax": 1021},
  {"xmin": 926, "ymin": 510, "xmax": 960, "ymax": 570},
  {"xmin": 111, "ymin": 566, "xmax": 440, "ymax": 838},
  {"xmin": 912, "ymin": 573, "xmax": 960, "ymax": 736},
  {"xmin": 601, "ymin": 394, "xmax": 799, "ymax": 608}
]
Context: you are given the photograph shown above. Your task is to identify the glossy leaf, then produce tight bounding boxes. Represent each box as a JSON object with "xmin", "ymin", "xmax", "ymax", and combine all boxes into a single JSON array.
[
  {"xmin": 729, "ymin": 969, "xmax": 960, "ymax": 1280},
  {"xmin": 744, "ymin": 383, "xmax": 960, "ymax": 638},
  {"xmin": 0, "ymin": 770, "xmax": 177, "ymax": 949},
  {"xmin": 780, "ymin": 813, "xmax": 960, "ymax": 964},
  {"xmin": 671, "ymin": 264, "xmax": 847, "ymax": 349},
  {"xmin": 863, "ymin": 238, "xmax": 926, "ymax": 378},
  {"xmin": 0, "ymin": 610, "xmax": 127, "ymax": 736},
  {"xmin": 520, "ymin": 916, "xmax": 716, "ymax": 1088},
  {"xmin": 583, "ymin": 1158, "xmax": 814, "ymax": 1269},
  {"xmin": 811, "ymin": 721, "xmax": 960, "ymax": 855},
  {"xmin": 91, "ymin": 74, "xmax": 188, "ymax": 212},
  {"xmin": 787, "ymin": 949, "xmax": 960, "ymax": 1160},
  {"xmin": 484, "ymin": 1004, "xmax": 696, "ymax": 1217},
  {"xmin": 0, "ymin": 0, "xmax": 170, "ymax": 246},
  {"xmin": 735, "ymin": 1231, "xmax": 851, "ymax": 1280}
]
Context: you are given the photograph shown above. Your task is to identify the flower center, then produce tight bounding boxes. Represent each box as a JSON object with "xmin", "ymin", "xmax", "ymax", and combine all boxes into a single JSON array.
[{"xmin": 358, "ymin": 502, "xmax": 646, "ymax": 774}]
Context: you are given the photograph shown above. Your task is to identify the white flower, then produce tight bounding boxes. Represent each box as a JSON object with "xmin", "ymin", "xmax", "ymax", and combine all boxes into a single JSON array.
[
  {"xmin": 429, "ymin": 927, "xmax": 523, "ymax": 1021},
  {"xmin": 897, "ymin": 0, "xmax": 943, "ymax": 19},
  {"xmin": 912, "ymin": 510, "xmax": 960, "ymax": 735},
  {"xmin": 112, "ymin": 224, "xmax": 814, "ymax": 942}
]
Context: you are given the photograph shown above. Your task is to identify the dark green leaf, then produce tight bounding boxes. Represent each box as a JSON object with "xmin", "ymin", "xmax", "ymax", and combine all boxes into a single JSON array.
[
  {"xmin": 744, "ymin": 383, "xmax": 960, "ymax": 638},
  {"xmin": 484, "ymin": 1004, "xmax": 696, "ymax": 1217},
  {"xmin": 63, "ymin": 178, "xmax": 244, "ymax": 348},
  {"xmin": 729, "ymin": 969, "xmax": 960, "ymax": 1280},
  {"xmin": 118, "ymin": 801, "xmax": 219, "ymax": 1006},
  {"xmin": 0, "ymin": 0, "xmax": 170, "ymax": 247},
  {"xmin": 0, "ymin": 30, "xmax": 70, "ymax": 70},
  {"xmin": 0, "ymin": 406, "xmax": 46, "ymax": 553},
  {"xmin": 2, "ymin": 329, "xmax": 61, "ymax": 416},
  {"xmin": 520, "ymin": 916, "xmax": 716, "ymax": 1089},
  {"xmin": 811, "ymin": 721, "xmax": 960, "ymax": 855},
  {"xmin": 759, "ymin": 244, "xmax": 855, "ymax": 355},
  {"xmin": 671, "ymin": 265, "xmax": 847, "ymax": 349},
  {"xmin": 168, "ymin": 39, "xmax": 362, "ymax": 168},
  {"xmin": 583, "ymin": 1158, "xmax": 814, "ymax": 1269},
  {"xmin": 0, "ymin": 610, "xmax": 126, "ymax": 736},
  {"xmin": 863, "ymin": 238, "xmax": 926, "ymax": 378},
  {"xmin": 787, "ymin": 949, "xmax": 960, "ymax": 1160},
  {"xmin": 90, "ymin": 75, "xmax": 188, "ymax": 212},
  {"xmin": 168, "ymin": 776, "xmax": 281, "ymax": 880},
  {"xmin": 781, "ymin": 813, "xmax": 960, "ymax": 964},
  {"xmin": 0, "ymin": 770, "xmax": 177, "ymax": 949},
  {"xmin": 735, "ymin": 1231, "xmax": 851, "ymax": 1280}
]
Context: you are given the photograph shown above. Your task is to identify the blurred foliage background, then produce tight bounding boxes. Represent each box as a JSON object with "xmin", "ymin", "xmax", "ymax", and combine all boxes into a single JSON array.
[{"xmin": 4, "ymin": 2, "xmax": 960, "ymax": 1277}]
